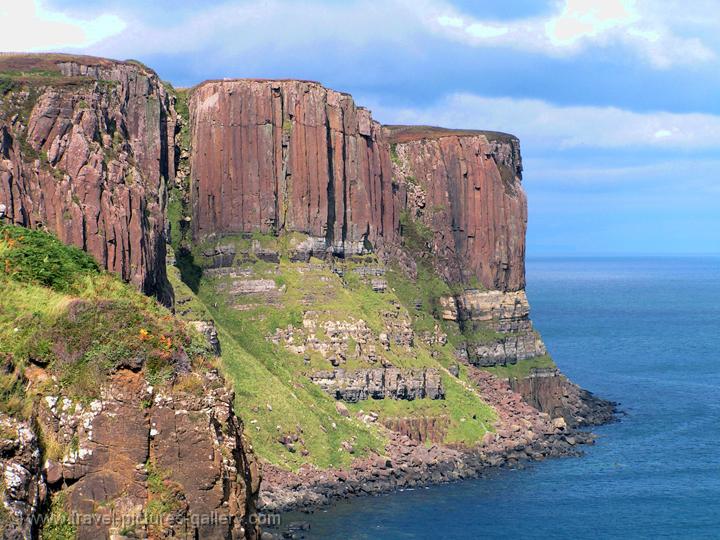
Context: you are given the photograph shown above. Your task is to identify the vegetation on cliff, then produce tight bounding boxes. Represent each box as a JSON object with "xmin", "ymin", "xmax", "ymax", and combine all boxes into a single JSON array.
[
  {"xmin": 165, "ymin": 228, "xmax": 499, "ymax": 470},
  {"xmin": 0, "ymin": 224, "xmax": 212, "ymax": 415},
  {"xmin": 1, "ymin": 225, "xmax": 262, "ymax": 539}
]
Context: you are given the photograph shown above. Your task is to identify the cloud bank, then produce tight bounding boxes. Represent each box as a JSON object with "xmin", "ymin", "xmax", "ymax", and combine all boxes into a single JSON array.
[
  {"xmin": 422, "ymin": 0, "xmax": 717, "ymax": 68},
  {"xmin": 0, "ymin": 0, "xmax": 125, "ymax": 52},
  {"xmin": 370, "ymin": 93, "xmax": 720, "ymax": 150}
]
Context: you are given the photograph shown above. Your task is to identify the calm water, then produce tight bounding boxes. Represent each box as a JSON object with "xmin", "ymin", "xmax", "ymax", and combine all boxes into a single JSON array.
[{"xmin": 286, "ymin": 257, "xmax": 720, "ymax": 539}]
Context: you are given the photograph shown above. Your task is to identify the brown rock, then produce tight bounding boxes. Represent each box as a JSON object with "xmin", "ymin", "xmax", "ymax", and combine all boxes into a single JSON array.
[
  {"xmin": 188, "ymin": 80, "xmax": 399, "ymax": 255},
  {"xmin": 335, "ymin": 401, "xmax": 350, "ymax": 417},
  {"xmin": 36, "ymin": 370, "xmax": 261, "ymax": 540},
  {"xmin": 0, "ymin": 55, "xmax": 175, "ymax": 304},
  {"xmin": 386, "ymin": 126, "xmax": 526, "ymax": 292},
  {"xmin": 309, "ymin": 368, "xmax": 445, "ymax": 402},
  {"xmin": 0, "ymin": 414, "xmax": 45, "ymax": 540}
]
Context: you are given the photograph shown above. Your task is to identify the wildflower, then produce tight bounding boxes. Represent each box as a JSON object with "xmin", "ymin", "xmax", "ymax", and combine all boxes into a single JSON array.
[{"xmin": 159, "ymin": 335, "xmax": 172, "ymax": 350}]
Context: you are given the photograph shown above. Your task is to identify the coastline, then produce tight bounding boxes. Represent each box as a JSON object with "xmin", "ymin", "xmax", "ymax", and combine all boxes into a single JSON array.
[{"xmin": 259, "ymin": 366, "xmax": 618, "ymax": 516}]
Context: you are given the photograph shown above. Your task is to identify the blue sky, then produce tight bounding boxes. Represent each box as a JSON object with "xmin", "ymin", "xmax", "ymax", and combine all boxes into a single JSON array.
[{"xmin": 1, "ymin": 0, "xmax": 718, "ymax": 255}]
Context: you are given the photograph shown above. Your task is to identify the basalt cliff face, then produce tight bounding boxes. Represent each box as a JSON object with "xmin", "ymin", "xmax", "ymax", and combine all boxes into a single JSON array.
[
  {"xmin": 386, "ymin": 125, "xmax": 526, "ymax": 292},
  {"xmin": 185, "ymin": 81, "xmax": 542, "ymax": 368},
  {"xmin": 189, "ymin": 80, "xmax": 398, "ymax": 256},
  {"xmin": 179, "ymin": 76, "xmax": 614, "ymax": 519},
  {"xmin": 0, "ymin": 55, "xmax": 260, "ymax": 540},
  {"xmin": 0, "ymin": 55, "xmax": 175, "ymax": 304}
]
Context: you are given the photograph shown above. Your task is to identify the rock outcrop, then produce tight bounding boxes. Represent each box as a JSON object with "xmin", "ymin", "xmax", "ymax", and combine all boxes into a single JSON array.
[
  {"xmin": 0, "ymin": 54, "xmax": 175, "ymax": 303},
  {"xmin": 509, "ymin": 368, "xmax": 617, "ymax": 427},
  {"xmin": 189, "ymin": 80, "xmax": 399, "ymax": 256},
  {"xmin": 440, "ymin": 289, "xmax": 546, "ymax": 366},
  {"xmin": 0, "ymin": 415, "xmax": 45, "ymax": 540},
  {"xmin": 38, "ymin": 370, "xmax": 260, "ymax": 539},
  {"xmin": 387, "ymin": 126, "xmax": 526, "ymax": 292},
  {"xmin": 309, "ymin": 368, "xmax": 445, "ymax": 402}
]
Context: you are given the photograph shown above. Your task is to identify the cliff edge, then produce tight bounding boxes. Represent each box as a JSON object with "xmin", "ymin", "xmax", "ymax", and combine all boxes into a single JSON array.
[{"xmin": 0, "ymin": 54, "xmax": 175, "ymax": 305}]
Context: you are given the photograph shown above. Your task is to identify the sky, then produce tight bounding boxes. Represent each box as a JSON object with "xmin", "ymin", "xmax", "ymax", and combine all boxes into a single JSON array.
[{"xmin": 1, "ymin": 0, "xmax": 718, "ymax": 255}]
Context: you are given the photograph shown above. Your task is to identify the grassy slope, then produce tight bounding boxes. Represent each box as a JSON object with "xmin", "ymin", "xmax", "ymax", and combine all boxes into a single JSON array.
[
  {"xmin": 166, "ymin": 232, "xmax": 498, "ymax": 470},
  {"xmin": 0, "ymin": 225, "xmax": 212, "ymax": 418}
]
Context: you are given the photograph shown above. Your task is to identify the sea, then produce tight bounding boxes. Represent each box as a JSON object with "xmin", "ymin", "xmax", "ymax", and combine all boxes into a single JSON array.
[{"xmin": 284, "ymin": 257, "xmax": 720, "ymax": 539}]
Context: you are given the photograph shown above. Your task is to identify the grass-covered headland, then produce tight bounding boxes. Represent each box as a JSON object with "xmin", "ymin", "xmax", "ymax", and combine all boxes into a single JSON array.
[{"xmin": 0, "ymin": 225, "xmax": 213, "ymax": 418}]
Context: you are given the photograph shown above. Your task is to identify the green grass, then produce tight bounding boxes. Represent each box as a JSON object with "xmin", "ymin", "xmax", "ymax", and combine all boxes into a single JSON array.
[
  {"xmin": 40, "ymin": 492, "xmax": 76, "ymax": 540},
  {"xmin": 347, "ymin": 373, "xmax": 495, "ymax": 444},
  {"xmin": 0, "ymin": 68, "xmax": 63, "ymax": 96},
  {"xmin": 145, "ymin": 460, "xmax": 183, "ymax": 532},
  {"xmin": 483, "ymin": 354, "xmax": 556, "ymax": 379},
  {"xmin": 177, "ymin": 232, "xmax": 499, "ymax": 464},
  {"xmin": 167, "ymin": 255, "xmax": 212, "ymax": 321},
  {"xmin": 0, "ymin": 225, "xmax": 99, "ymax": 291},
  {"xmin": 390, "ymin": 143, "xmax": 400, "ymax": 166},
  {"xmin": 195, "ymin": 257, "xmax": 387, "ymax": 469},
  {"xmin": 0, "ymin": 225, "xmax": 212, "ymax": 412}
]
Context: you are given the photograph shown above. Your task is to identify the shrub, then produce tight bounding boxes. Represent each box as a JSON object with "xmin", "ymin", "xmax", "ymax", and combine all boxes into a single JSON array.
[{"xmin": 0, "ymin": 225, "xmax": 99, "ymax": 291}]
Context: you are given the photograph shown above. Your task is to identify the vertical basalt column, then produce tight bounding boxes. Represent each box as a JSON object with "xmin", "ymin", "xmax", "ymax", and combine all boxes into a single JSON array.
[
  {"xmin": 188, "ymin": 80, "xmax": 399, "ymax": 254},
  {"xmin": 0, "ymin": 56, "xmax": 176, "ymax": 304},
  {"xmin": 385, "ymin": 127, "xmax": 527, "ymax": 292}
]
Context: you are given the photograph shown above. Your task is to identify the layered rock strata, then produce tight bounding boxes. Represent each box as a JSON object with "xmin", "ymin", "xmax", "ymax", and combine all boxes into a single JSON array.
[
  {"xmin": 0, "ymin": 54, "xmax": 176, "ymax": 303},
  {"xmin": 309, "ymin": 368, "xmax": 445, "ymax": 402},
  {"xmin": 509, "ymin": 368, "xmax": 617, "ymax": 427},
  {"xmin": 441, "ymin": 289, "xmax": 546, "ymax": 366},
  {"xmin": 189, "ymin": 80, "xmax": 399, "ymax": 256}
]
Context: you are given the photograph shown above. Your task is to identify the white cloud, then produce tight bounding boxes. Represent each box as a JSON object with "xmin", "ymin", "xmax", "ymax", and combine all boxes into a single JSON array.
[
  {"xmin": 421, "ymin": 0, "xmax": 717, "ymax": 68},
  {"xmin": 0, "ymin": 0, "xmax": 125, "ymax": 51},
  {"xmin": 87, "ymin": 0, "xmax": 418, "ymax": 58},
  {"xmin": 545, "ymin": 0, "xmax": 639, "ymax": 46},
  {"xmin": 18, "ymin": 0, "xmax": 713, "ymax": 75},
  {"xmin": 369, "ymin": 93, "xmax": 720, "ymax": 150}
]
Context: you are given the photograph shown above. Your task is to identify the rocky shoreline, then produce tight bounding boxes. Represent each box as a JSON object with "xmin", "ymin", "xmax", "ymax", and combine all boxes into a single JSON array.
[{"xmin": 259, "ymin": 367, "xmax": 618, "ymax": 517}]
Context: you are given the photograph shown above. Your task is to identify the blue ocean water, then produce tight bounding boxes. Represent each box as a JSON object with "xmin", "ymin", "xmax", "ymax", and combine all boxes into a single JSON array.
[{"xmin": 288, "ymin": 257, "xmax": 720, "ymax": 539}]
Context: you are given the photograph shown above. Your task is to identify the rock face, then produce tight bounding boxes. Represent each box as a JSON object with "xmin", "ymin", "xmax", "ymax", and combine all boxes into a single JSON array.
[
  {"xmin": 309, "ymin": 368, "xmax": 445, "ymax": 402},
  {"xmin": 443, "ymin": 289, "xmax": 547, "ymax": 366},
  {"xmin": 381, "ymin": 415, "xmax": 449, "ymax": 444},
  {"xmin": 38, "ymin": 370, "xmax": 260, "ymax": 540},
  {"xmin": 509, "ymin": 368, "xmax": 617, "ymax": 427},
  {"xmin": 0, "ymin": 415, "xmax": 45, "ymax": 540},
  {"xmin": 189, "ymin": 80, "xmax": 399, "ymax": 256},
  {"xmin": 387, "ymin": 126, "xmax": 526, "ymax": 292},
  {"xmin": 0, "ymin": 54, "xmax": 175, "ymax": 303},
  {"xmin": 189, "ymin": 320, "xmax": 222, "ymax": 355}
]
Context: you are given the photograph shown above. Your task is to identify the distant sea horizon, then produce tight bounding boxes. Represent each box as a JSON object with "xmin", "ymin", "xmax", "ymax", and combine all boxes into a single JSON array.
[
  {"xmin": 527, "ymin": 253, "xmax": 720, "ymax": 258},
  {"xmin": 282, "ymin": 255, "xmax": 720, "ymax": 539}
]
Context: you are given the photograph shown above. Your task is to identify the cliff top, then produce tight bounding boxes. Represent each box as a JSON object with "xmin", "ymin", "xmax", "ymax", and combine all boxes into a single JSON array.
[
  {"xmin": 191, "ymin": 78, "xmax": 358, "ymax": 99},
  {"xmin": 195, "ymin": 78, "xmax": 323, "ymax": 86},
  {"xmin": 0, "ymin": 52, "xmax": 157, "ymax": 78},
  {"xmin": 384, "ymin": 125, "xmax": 517, "ymax": 145}
]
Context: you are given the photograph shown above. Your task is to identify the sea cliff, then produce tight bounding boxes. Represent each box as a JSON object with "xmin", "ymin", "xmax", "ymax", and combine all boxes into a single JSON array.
[{"xmin": 0, "ymin": 54, "xmax": 615, "ymax": 539}]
